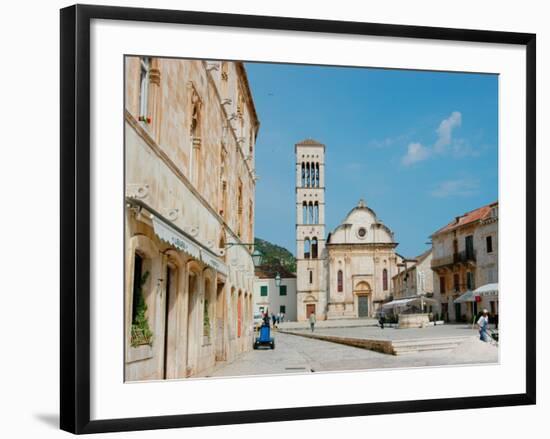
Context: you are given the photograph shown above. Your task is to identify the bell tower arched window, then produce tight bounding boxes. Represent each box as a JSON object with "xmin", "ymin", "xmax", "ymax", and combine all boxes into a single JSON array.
[
  {"xmin": 304, "ymin": 238, "xmax": 311, "ymax": 259},
  {"xmin": 311, "ymin": 237, "xmax": 318, "ymax": 259}
]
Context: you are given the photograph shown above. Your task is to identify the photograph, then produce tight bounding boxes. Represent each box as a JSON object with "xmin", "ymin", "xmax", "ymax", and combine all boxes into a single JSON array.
[{"xmin": 124, "ymin": 56, "xmax": 499, "ymax": 382}]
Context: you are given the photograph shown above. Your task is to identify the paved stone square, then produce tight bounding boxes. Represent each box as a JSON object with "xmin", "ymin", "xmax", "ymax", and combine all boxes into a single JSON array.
[
  {"xmin": 286, "ymin": 322, "xmax": 496, "ymax": 341},
  {"xmin": 197, "ymin": 326, "xmax": 498, "ymax": 378}
]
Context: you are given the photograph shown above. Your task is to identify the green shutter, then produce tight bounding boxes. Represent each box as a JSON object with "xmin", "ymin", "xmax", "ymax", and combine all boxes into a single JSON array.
[
  {"xmin": 260, "ymin": 285, "xmax": 268, "ymax": 296},
  {"xmin": 279, "ymin": 285, "xmax": 287, "ymax": 296}
]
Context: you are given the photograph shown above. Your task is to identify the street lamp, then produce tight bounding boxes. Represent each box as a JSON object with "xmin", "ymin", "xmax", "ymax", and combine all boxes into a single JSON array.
[
  {"xmin": 251, "ymin": 249, "xmax": 263, "ymax": 267},
  {"xmin": 275, "ymin": 272, "xmax": 281, "ymax": 287}
]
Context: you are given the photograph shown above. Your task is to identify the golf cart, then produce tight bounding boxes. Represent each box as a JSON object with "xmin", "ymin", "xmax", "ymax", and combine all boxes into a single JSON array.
[{"xmin": 253, "ymin": 322, "xmax": 275, "ymax": 349}]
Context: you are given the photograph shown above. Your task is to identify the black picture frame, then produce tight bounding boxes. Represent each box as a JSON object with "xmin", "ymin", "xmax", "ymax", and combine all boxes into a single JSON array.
[{"xmin": 60, "ymin": 4, "xmax": 536, "ymax": 434}]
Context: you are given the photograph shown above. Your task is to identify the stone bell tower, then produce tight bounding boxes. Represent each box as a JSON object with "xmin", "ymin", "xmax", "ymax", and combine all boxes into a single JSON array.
[{"xmin": 295, "ymin": 139, "xmax": 327, "ymax": 321}]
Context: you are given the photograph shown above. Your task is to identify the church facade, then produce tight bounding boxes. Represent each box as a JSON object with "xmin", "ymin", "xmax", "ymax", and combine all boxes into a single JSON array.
[{"xmin": 295, "ymin": 139, "xmax": 401, "ymax": 321}]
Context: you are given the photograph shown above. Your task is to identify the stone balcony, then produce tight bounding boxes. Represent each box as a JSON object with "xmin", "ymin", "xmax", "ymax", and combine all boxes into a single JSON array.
[{"xmin": 431, "ymin": 250, "xmax": 476, "ymax": 269}]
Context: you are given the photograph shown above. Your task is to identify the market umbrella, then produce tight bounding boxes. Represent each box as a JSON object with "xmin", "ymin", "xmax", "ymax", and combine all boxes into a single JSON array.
[
  {"xmin": 454, "ymin": 290, "xmax": 476, "ymax": 303},
  {"xmin": 473, "ymin": 283, "xmax": 498, "ymax": 297}
]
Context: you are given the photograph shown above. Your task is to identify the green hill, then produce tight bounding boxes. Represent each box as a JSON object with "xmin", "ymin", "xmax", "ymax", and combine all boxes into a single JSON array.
[{"xmin": 254, "ymin": 238, "xmax": 296, "ymax": 274}]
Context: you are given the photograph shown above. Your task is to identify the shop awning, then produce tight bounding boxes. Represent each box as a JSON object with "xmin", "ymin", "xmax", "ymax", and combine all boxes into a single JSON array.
[
  {"xmin": 474, "ymin": 283, "xmax": 498, "ymax": 297},
  {"xmin": 152, "ymin": 215, "xmax": 200, "ymax": 259},
  {"xmin": 382, "ymin": 296, "xmax": 436, "ymax": 309},
  {"xmin": 454, "ymin": 290, "xmax": 476, "ymax": 303},
  {"xmin": 455, "ymin": 284, "xmax": 499, "ymax": 303},
  {"xmin": 200, "ymin": 249, "xmax": 229, "ymax": 276}
]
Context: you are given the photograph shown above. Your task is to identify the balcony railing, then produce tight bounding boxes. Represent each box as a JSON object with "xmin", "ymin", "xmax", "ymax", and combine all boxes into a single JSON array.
[{"xmin": 431, "ymin": 250, "xmax": 476, "ymax": 269}]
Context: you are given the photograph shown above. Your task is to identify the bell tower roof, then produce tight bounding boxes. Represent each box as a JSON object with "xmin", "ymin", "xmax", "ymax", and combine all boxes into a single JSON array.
[{"xmin": 296, "ymin": 138, "xmax": 324, "ymax": 146}]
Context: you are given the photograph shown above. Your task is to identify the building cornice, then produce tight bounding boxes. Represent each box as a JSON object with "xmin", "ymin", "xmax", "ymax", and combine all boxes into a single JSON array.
[{"xmin": 125, "ymin": 110, "xmax": 248, "ymax": 250}]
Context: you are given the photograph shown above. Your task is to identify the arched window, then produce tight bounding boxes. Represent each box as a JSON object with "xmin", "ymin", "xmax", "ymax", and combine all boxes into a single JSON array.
[
  {"xmin": 309, "ymin": 270, "xmax": 313, "ymax": 284},
  {"xmin": 302, "ymin": 201, "xmax": 308, "ymax": 224},
  {"xmin": 301, "ymin": 163, "xmax": 305, "ymax": 187},
  {"xmin": 237, "ymin": 180, "xmax": 243, "ymax": 237},
  {"xmin": 139, "ymin": 57, "xmax": 151, "ymax": 119},
  {"xmin": 309, "ymin": 202, "xmax": 314, "ymax": 224},
  {"xmin": 311, "ymin": 237, "xmax": 318, "ymax": 259},
  {"xmin": 315, "ymin": 162, "xmax": 320, "ymax": 187},
  {"xmin": 314, "ymin": 201, "xmax": 319, "ymax": 224},
  {"xmin": 304, "ymin": 238, "xmax": 311, "ymax": 259},
  {"xmin": 383, "ymin": 268, "xmax": 388, "ymax": 291},
  {"xmin": 337, "ymin": 269, "xmax": 343, "ymax": 292}
]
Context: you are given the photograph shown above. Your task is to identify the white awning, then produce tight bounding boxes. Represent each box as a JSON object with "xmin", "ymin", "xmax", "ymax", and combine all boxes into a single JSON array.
[
  {"xmin": 201, "ymin": 249, "xmax": 229, "ymax": 276},
  {"xmin": 454, "ymin": 290, "xmax": 476, "ymax": 303},
  {"xmin": 382, "ymin": 296, "xmax": 436, "ymax": 309},
  {"xmin": 152, "ymin": 216, "xmax": 200, "ymax": 259},
  {"xmin": 474, "ymin": 283, "xmax": 498, "ymax": 297},
  {"xmin": 455, "ymin": 284, "xmax": 499, "ymax": 303}
]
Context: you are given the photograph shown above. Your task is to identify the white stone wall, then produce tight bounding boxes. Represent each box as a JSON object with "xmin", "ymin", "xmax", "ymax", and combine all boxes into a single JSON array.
[{"xmin": 124, "ymin": 58, "xmax": 259, "ymax": 381}]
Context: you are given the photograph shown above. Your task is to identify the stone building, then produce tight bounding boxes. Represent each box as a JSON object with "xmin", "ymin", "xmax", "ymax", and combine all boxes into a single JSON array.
[
  {"xmin": 124, "ymin": 57, "xmax": 260, "ymax": 381},
  {"xmin": 253, "ymin": 266, "xmax": 297, "ymax": 321},
  {"xmin": 431, "ymin": 201, "xmax": 498, "ymax": 322},
  {"xmin": 294, "ymin": 139, "xmax": 400, "ymax": 321},
  {"xmin": 391, "ymin": 250, "xmax": 435, "ymax": 312},
  {"xmin": 325, "ymin": 200, "xmax": 401, "ymax": 319}
]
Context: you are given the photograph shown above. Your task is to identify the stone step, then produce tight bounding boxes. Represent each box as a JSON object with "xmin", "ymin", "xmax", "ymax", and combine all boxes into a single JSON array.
[{"xmin": 392, "ymin": 336, "xmax": 476, "ymax": 355}]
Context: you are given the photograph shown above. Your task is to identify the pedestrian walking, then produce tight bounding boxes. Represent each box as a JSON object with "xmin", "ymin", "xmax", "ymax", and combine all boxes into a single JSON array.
[
  {"xmin": 477, "ymin": 308, "xmax": 490, "ymax": 342},
  {"xmin": 271, "ymin": 313, "xmax": 276, "ymax": 328},
  {"xmin": 378, "ymin": 310, "xmax": 386, "ymax": 329},
  {"xmin": 276, "ymin": 314, "xmax": 280, "ymax": 325},
  {"xmin": 280, "ymin": 312, "xmax": 285, "ymax": 323},
  {"xmin": 309, "ymin": 312, "xmax": 316, "ymax": 332}
]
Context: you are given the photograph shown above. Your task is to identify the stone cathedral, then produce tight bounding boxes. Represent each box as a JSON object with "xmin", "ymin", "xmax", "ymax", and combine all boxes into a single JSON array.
[{"xmin": 295, "ymin": 139, "xmax": 402, "ymax": 321}]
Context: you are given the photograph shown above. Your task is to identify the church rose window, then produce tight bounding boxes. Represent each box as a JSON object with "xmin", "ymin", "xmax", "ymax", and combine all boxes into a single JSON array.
[{"xmin": 358, "ymin": 227, "xmax": 367, "ymax": 238}]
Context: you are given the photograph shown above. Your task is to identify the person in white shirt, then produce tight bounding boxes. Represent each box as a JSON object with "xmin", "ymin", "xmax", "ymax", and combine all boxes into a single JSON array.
[
  {"xmin": 477, "ymin": 308, "xmax": 490, "ymax": 342},
  {"xmin": 308, "ymin": 312, "xmax": 316, "ymax": 332}
]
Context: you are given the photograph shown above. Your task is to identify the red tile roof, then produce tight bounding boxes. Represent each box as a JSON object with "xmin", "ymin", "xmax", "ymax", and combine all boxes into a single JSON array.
[{"xmin": 432, "ymin": 201, "xmax": 498, "ymax": 236}]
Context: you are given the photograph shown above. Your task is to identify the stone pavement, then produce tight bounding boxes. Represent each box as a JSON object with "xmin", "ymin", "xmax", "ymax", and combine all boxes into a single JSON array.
[
  {"xmin": 278, "ymin": 323, "xmax": 496, "ymax": 355},
  {"xmin": 284, "ymin": 323, "xmax": 495, "ymax": 341},
  {"xmin": 277, "ymin": 318, "xmax": 378, "ymax": 330},
  {"xmin": 196, "ymin": 329, "xmax": 498, "ymax": 379}
]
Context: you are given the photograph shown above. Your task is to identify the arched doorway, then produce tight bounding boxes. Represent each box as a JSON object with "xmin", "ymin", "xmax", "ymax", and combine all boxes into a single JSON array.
[
  {"xmin": 215, "ymin": 279, "xmax": 226, "ymax": 361},
  {"xmin": 303, "ymin": 295, "xmax": 317, "ymax": 319},
  {"xmin": 354, "ymin": 281, "xmax": 372, "ymax": 318}
]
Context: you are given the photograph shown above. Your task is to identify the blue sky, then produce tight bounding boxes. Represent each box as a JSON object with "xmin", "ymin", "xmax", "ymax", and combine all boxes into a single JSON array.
[{"xmin": 245, "ymin": 62, "xmax": 498, "ymax": 258}]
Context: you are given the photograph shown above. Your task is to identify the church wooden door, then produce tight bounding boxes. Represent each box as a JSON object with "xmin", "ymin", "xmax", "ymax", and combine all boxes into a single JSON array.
[{"xmin": 358, "ymin": 295, "xmax": 369, "ymax": 317}]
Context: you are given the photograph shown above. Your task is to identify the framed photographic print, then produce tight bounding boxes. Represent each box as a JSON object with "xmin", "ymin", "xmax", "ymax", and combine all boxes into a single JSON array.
[{"xmin": 60, "ymin": 4, "xmax": 536, "ymax": 434}]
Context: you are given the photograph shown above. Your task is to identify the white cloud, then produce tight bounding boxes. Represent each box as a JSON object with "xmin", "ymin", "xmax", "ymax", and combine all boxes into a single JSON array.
[
  {"xmin": 430, "ymin": 178, "xmax": 479, "ymax": 198},
  {"xmin": 401, "ymin": 111, "xmax": 470, "ymax": 166},
  {"xmin": 451, "ymin": 138, "xmax": 480, "ymax": 158},
  {"xmin": 368, "ymin": 133, "xmax": 411, "ymax": 149},
  {"xmin": 401, "ymin": 142, "xmax": 430, "ymax": 166},
  {"xmin": 434, "ymin": 111, "xmax": 462, "ymax": 153}
]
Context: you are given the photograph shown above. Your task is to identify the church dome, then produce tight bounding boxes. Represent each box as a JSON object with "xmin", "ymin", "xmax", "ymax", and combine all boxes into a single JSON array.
[{"xmin": 327, "ymin": 199, "xmax": 395, "ymax": 245}]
